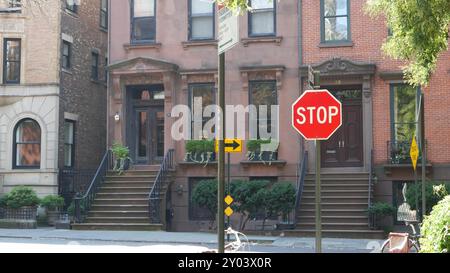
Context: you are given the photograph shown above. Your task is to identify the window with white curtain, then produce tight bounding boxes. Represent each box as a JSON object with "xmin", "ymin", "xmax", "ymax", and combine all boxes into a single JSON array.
[
  {"xmin": 248, "ymin": 0, "xmax": 276, "ymax": 36},
  {"xmin": 132, "ymin": 0, "xmax": 156, "ymax": 42},
  {"xmin": 189, "ymin": 0, "xmax": 215, "ymax": 40}
]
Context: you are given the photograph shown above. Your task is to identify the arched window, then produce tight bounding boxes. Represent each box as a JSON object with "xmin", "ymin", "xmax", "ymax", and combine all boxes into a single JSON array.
[{"xmin": 13, "ymin": 119, "xmax": 41, "ymax": 169}]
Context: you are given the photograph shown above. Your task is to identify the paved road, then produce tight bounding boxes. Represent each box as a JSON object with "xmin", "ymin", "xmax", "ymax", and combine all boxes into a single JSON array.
[{"xmin": 0, "ymin": 228, "xmax": 384, "ymax": 253}]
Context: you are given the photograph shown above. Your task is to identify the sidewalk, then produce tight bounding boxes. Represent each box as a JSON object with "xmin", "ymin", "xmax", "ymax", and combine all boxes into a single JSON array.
[{"xmin": 0, "ymin": 228, "xmax": 384, "ymax": 252}]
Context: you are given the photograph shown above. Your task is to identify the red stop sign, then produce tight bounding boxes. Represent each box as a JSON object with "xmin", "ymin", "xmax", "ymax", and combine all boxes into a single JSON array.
[{"xmin": 292, "ymin": 89, "xmax": 342, "ymax": 140}]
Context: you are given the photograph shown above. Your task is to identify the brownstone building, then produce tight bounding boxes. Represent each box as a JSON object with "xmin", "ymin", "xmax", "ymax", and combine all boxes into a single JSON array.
[
  {"xmin": 71, "ymin": 0, "xmax": 449, "ymax": 237},
  {"xmin": 0, "ymin": 0, "xmax": 108, "ymax": 200}
]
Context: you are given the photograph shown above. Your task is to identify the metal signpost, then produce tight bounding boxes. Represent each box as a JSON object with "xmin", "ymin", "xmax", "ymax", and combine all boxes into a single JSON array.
[
  {"xmin": 291, "ymin": 70, "xmax": 342, "ymax": 253},
  {"xmin": 217, "ymin": 4, "xmax": 239, "ymax": 253},
  {"xmin": 410, "ymin": 135, "xmax": 419, "ymax": 218}
]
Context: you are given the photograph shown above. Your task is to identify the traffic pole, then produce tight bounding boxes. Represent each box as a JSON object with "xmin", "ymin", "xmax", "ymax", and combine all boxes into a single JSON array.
[
  {"xmin": 421, "ymin": 95, "xmax": 426, "ymax": 221},
  {"xmin": 315, "ymin": 140, "xmax": 322, "ymax": 253},
  {"xmin": 217, "ymin": 52, "xmax": 226, "ymax": 253},
  {"xmin": 227, "ymin": 152, "xmax": 231, "ymax": 242}
]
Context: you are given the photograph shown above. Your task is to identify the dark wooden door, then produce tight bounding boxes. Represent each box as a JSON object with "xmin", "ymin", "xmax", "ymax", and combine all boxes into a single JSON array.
[
  {"xmin": 133, "ymin": 106, "xmax": 164, "ymax": 165},
  {"xmin": 321, "ymin": 88, "xmax": 363, "ymax": 167}
]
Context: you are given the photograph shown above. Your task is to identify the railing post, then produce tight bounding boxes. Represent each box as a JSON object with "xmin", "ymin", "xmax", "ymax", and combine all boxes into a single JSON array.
[{"xmin": 74, "ymin": 193, "xmax": 81, "ymax": 223}]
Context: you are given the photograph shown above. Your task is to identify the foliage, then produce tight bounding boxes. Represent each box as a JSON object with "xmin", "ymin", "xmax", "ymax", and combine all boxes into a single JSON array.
[
  {"xmin": 405, "ymin": 182, "xmax": 450, "ymax": 213},
  {"xmin": 40, "ymin": 195, "xmax": 65, "ymax": 210},
  {"xmin": 67, "ymin": 200, "xmax": 86, "ymax": 217},
  {"xmin": 266, "ymin": 183, "xmax": 296, "ymax": 217},
  {"xmin": 0, "ymin": 195, "xmax": 7, "ymax": 208},
  {"xmin": 3, "ymin": 186, "xmax": 40, "ymax": 209},
  {"xmin": 191, "ymin": 179, "xmax": 218, "ymax": 223},
  {"xmin": 365, "ymin": 0, "xmax": 450, "ymax": 87},
  {"xmin": 246, "ymin": 139, "xmax": 272, "ymax": 152},
  {"xmin": 111, "ymin": 142, "xmax": 133, "ymax": 174},
  {"xmin": 214, "ymin": 0, "xmax": 252, "ymax": 14},
  {"xmin": 419, "ymin": 195, "xmax": 450, "ymax": 253},
  {"xmin": 185, "ymin": 140, "xmax": 215, "ymax": 154},
  {"xmin": 367, "ymin": 202, "xmax": 396, "ymax": 216}
]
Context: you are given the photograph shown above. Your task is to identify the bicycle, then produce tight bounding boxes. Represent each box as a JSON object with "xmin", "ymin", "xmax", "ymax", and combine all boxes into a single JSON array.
[
  {"xmin": 224, "ymin": 227, "xmax": 250, "ymax": 252},
  {"xmin": 380, "ymin": 220, "xmax": 421, "ymax": 253}
]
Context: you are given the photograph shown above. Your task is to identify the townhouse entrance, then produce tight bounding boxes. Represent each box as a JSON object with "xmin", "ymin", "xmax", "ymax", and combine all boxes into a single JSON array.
[
  {"xmin": 126, "ymin": 85, "xmax": 165, "ymax": 165},
  {"xmin": 321, "ymin": 86, "xmax": 363, "ymax": 167}
]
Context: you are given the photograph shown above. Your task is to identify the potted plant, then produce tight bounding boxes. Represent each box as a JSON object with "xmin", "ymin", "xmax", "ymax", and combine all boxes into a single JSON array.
[
  {"xmin": 2, "ymin": 186, "xmax": 40, "ymax": 220},
  {"xmin": 367, "ymin": 202, "xmax": 396, "ymax": 229},
  {"xmin": 40, "ymin": 195, "xmax": 65, "ymax": 226},
  {"xmin": 246, "ymin": 139, "xmax": 279, "ymax": 162},
  {"xmin": 185, "ymin": 139, "xmax": 215, "ymax": 163},
  {"xmin": 111, "ymin": 142, "xmax": 133, "ymax": 174}
]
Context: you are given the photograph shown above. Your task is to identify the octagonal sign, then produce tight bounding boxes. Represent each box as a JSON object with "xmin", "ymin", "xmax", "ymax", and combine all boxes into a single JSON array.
[{"xmin": 292, "ymin": 89, "xmax": 342, "ymax": 140}]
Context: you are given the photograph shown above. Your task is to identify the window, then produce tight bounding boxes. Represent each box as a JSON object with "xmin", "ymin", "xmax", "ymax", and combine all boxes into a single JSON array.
[
  {"xmin": 249, "ymin": 81, "xmax": 277, "ymax": 139},
  {"xmin": 100, "ymin": 0, "xmax": 108, "ymax": 29},
  {"xmin": 62, "ymin": 41, "xmax": 71, "ymax": 70},
  {"xmin": 321, "ymin": 0, "xmax": 350, "ymax": 42},
  {"xmin": 0, "ymin": 0, "xmax": 22, "ymax": 12},
  {"xmin": 390, "ymin": 84, "xmax": 420, "ymax": 144},
  {"xmin": 189, "ymin": 178, "xmax": 215, "ymax": 221},
  {"xmin": 13, "ymin": 119, "xmax": 41, "ymax": 169},
  {"xmin": 248, "ymin": 0, "xmax": 276, "ymax": 37},
  {"xmin": 91, "ymin": 52, "xmax": 99, "ymax": 80},
  {"xmin": 3, "ymin": 38, "xmax": 21, "ymax": 84},
  {"xmin": 66, "ymin": 0, "xmax": 78, "ymax": 13},
  {"xmin": 131, "ymin": 0, "xmax": 156, "ymax": 43},
  {"xmin": 189, "ymin": 0, "xmax": 215, "ymax": 40},
  {"xmin": 64, "ymin": 120, "xmax": 75, "ymax": 168},
  {"xmin": 188, "ymin": 83, "xmax": 216, "ymax": 139}
]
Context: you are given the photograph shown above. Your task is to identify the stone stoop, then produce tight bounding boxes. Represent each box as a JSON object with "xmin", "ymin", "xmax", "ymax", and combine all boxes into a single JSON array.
[
  {"xmin": 72, "ymin": 169, "xmax": 167, "ymax": 231},
  {"xmin": 284, "ymin": 172, "xmax": 386, "ymax": 239}
]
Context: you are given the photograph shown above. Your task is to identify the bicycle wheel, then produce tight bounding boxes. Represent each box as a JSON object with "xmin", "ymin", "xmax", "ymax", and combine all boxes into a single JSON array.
[{"xmin": 381, "ymin": 239, "xmax": 419, "ymax": 253}]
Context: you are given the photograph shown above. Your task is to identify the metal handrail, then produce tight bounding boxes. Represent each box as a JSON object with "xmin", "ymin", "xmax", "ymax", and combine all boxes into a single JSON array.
[
  {"xmin": 368, "ymin": 149, "xmax": 374, "ymax": 228},
  {"xmin": 148, "ymin": 149, "xmax": 175, "ymax": 223},
  {"xmin": 293, "ymin": 151, "xmax": 308, "ymax": 226},
  {"xmin": 74, "ymin": 150, "xmax": 112, "ymax": 223}
]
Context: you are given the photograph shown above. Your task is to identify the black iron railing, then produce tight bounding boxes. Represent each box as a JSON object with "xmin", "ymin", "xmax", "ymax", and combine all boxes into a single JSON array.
[
  {"xmin": 387, "ymin": 140, "xmax": 427, "ymax": 164},
  {"xmin": 148, "ymin": 149, "xmax": 174, "ymax": 223},
  {"xmin": 0, "ymin": 206, "xmax": 36, "ymax": 220},
  {"xmin": 73, "ymin": 150, "xmax": 113, "ymax": 223},
  {"xmin": 59, "ymin": 169, "xmax": 96, "ymax": 209},
  {"xmin": 368, "ymin": 149, "xmax": 375, "ymax": 229},
  {"xmin": 293, "ymin": 151, "xmax": 309, "ymax": 226}
]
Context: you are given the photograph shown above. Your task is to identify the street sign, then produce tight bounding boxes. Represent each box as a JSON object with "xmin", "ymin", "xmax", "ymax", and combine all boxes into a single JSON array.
[
  {"xmin": 225, "ymin": 195, "xmax": 234, "ymax": 206},
  {"xmin": 218, "ymin": 5, "xmax": 239, "ymax": 55},
  {"xmin": 216, "ymin": 139, "xmax": 242, "ymax": 153},
  {"xmin": 410, "ymin": 136, "xmax": 419, "ymax": 171},
  {"xmin": 224, "ymin": 206, "xmax": 234, "ymax": 217},
  {"xmin": 292, "ymin": 90, "xmax": 342, "ymax": 140}
]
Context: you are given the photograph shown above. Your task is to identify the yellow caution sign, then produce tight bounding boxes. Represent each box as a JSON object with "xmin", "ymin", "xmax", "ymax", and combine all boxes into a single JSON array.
[
  {"xmin": 410, "ymin": 136, "xmax": 419, "ymax": 171},
  {"xmin": 225, "ymin": 207, "xmax": 234, "ymax": 217},
  {"xmin": 215, "ymin": 139, "xmax": 242, "ymax": 153},
  {"xmin": 225, "ymin": 195, "xmax": 234, "ymax": 206}
]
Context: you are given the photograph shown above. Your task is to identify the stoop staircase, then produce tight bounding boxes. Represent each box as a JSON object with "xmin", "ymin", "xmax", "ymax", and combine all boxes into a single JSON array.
[{"xmin": 285, "ymin": 172, "xmax": 385, "ymax": 239}]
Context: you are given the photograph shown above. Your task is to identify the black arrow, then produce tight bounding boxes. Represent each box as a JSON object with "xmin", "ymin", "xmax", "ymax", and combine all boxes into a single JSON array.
[{"xmin": 224, "ymin": 140, "xmax": 240, "ymax": 150}]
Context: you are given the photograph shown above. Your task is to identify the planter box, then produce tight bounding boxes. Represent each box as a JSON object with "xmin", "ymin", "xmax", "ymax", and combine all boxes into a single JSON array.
[
  {"xmin": 185, "ymin": 152, "xmax": 215, "ymax": 163},
  {"xmin": 46, "ymin": 210, "xmax": 61, "ymax": 226},
  {"xmin": 248, "ymin": 151, "xmax": 278, "ymax": 162}
]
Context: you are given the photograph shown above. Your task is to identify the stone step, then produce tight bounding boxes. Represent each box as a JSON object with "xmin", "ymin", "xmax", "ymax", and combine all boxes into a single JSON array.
[
  {"xmin": 132, "ymin": 165, "xmax": 161, "ymax": 171},
  {"xmin": 297, "ymin": 209, "xmax": 369, "ymax": 217},
  {"xmin": 90, "ymin": 204, "xmax": 149, "ymax": 211},
  {"xmin": 283, "ymin": 229, "xmax": 385, "ymax": 239},
  {"xmin": 102, "ymin": 181, "xmax": 154, "ymax": 187},
  {"xmin": 88, "ymin": 210, "xmax": 148, "ymax": 218},
  {"xmin": 71, "ymin": 223, "xmax": 163, "ymax": 231},
  {"xmin": 104, "ymin": 175, "xmax": 157, "ymax": 182},
  {"xmin": 85, "ymin": 217, "xmax": 150, "ymax": 224},
  {"xmin": 296, "ymin": 215, "xmax": 369, "ymax": 224},
  {"xmin": 107, "ymin": 170, "xmax": 159, "ymax": 176},
  {"xmin": 303, "ymin": 184, "xmax": 369, "ymax": 190},
  {"xmin": 301, "ymin": 190, "xmax": 370, "ymax": 197},
  {"xmin": 98, "ymin": 186, "xmax": 152, "ymax": 194},
  {"xmin": 296, "ymin": 222, "xmax": 371, "ymax": 230},
  {"xmin": 301, "ymin": 196, "xmax": 368, "ymax": 203},
  {"xmin": 300, "ymin": 202, "xmax": 368, "ymax": 210},
  {"xmin": 96, "ymin": 193, "xmax": 148, "ymax": 199},
  {"xmin": 93, "ymin": 198, "xmax": 149, "ymax": 205}
]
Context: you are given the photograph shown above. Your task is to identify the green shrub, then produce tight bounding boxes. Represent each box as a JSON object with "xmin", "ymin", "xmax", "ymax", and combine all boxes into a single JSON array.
[
  {"xmin": 111, "ymin": 142, "xmax": 130, "ymax": 159},
  {"xmin": 40, "ymin": 195, "xmax": 65, "ymax": 210},
  {"xmin": 367, "ymin": 202, "xmax": 396, "ymax": 216},
  {"xmin": 0, "ymin": 195, "xmax": 7, "ymax": 208},
  {"xmin": 67, "ymin": 200, "xmax": 86, "ymax": 216},
  {"xmin": 185, "ymin": 140, "xmax": 215, "ymax": 154},
  {"xmin": 191, "ymin": 179, "xmax": 218, "ymax": 220},
  {"xmin": 4, "ymin": 186, "xmax": 40, "ymax": 209},
  {"xmin": 420, "ymin": 195, "xmax": 450, "ymax": 253},
  {"xmin": 246, "ymin": 139, "xmax": 271, "ymax": 152},
  {"xmin": 267, "ymin": 183, "xmax": 296, "ymax": 218},
  {"xmin": 406, "ymin": 182, "xmax": 450, "ymax": 213}
]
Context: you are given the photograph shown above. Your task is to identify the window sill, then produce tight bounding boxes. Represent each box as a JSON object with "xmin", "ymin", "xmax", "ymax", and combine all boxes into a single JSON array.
[
  {"xmin": 124, "ymin": 42, "xmax": 162, "ymax": 51},
  {"xmin": 64, "ymin": 9, "xmax": 79, "ymax": 19},
  {"xmin": 240, "ymin": 160, "xmax": 286, "ymax": 168},
  {"xmin": 383, "ymin": 163, "xmax": 432, "ymax": 176},
  {"xmin": 90, "ymin": 79, "xmax": 106, "ymax": 86},
  {"xmin": 241, "ymin": 36, "xmax": 282, "ymax": 47},
  {"xmin": 318, "ymin": 41, "xmax": 354, "ymax": 48},
  {"xmin": 62, "ymin": 68, "xmax": 72, "ymax": 75},
  {"xmin": 178, "ymin": 161, "xmax": 217, "ymax": 167},
  {"xmin": 181, "ymin": 40, "xmax": 218, "ymax": 49},
  {"xmin": 99, "ymin": 27, "xmax": 108, "ymax": 33}
]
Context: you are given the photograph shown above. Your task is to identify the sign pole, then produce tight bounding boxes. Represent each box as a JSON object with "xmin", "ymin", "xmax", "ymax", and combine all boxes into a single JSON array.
[
  {"xmin": 421, "ymin": 95, "xmax": 426, "ymax": 221},
  {"xmin": 227, "ymin": 152, "xmax": 231, "ymax": 242},
  {"xmin": 315, "ymin": 140, "xmax": 322, "ymax": 253},
  {"xmin": 217, "ymin": 52, "xmax": 225, "ymax": 253}
]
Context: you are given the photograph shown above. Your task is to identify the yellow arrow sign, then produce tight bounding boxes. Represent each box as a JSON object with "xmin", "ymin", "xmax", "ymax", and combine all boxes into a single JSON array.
[
  {"xmin": 410, "ymin": 136, "xmax": 419, "ymax": 171},
  {"xmin": 215, "ymin": 139, "xmax": 242, "ymax": 153},
  {"xmin": 225, "ymin": 206, "xmax": 234, "ymax": 217}
]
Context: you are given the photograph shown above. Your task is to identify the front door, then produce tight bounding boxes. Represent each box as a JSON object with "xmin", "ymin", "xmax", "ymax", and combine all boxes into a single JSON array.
[
  {"xmin": 321, "ymin": 87, "xmax": 363, "ymax": 167},
  {"xmin": 127, "ymin": 85, "xmax": 165, "ymax": 165}
]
